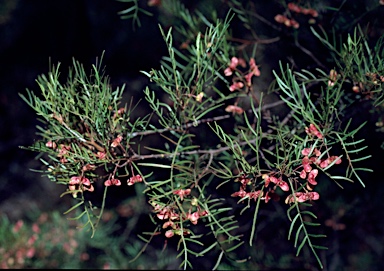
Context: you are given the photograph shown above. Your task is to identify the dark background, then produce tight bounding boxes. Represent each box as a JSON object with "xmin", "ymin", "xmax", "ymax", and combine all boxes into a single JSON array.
[{"xmin": 1, "ymin": 0, "xmax": 384, "ymax": 270}]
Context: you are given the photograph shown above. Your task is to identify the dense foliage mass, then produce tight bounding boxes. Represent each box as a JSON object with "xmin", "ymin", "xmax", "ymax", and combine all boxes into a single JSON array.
[{"xmin": 5, "ymin": 0, "xmax": 384, "ymax": 270}]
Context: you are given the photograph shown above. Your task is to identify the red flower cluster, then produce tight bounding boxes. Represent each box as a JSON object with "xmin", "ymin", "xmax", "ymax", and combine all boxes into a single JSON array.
[
  {"xmin": 45, "ymin": 141, "xmax": 57, "ymax": 149},
  {"xmin": 287, "ymin": 145, "xmax": 330, "ymax": 204},
  {"xmin": 328, "ymin": 69, "xmax": 338, "ymax": 87},
  {"xmin": 262, "ymin": 174, "xmax": 290, "ymax": 203},
  {"xmin": 127, "ymin": 175, "xmax": 143, "ymax": 186},
  {"xmin": 275, "ymin": 3, "xmax": 318, "ymax": 29},
  {"xmin": 225, "ymin": 105, "xmax": 244, "ymax": 115},
  {"xmin": 68, "ymin": 176, "xmax": 94, "ymax": 198},
  {"xmin": 45, "ymin": 141, "xmax": 75, "ymax": 163},
  {"xmin": 231, "ymin": 173, "xmax": 290, "ymax": 204},
  {"xmin": 224, "ymin": 57, "xmax": 261, "ymax": 91},
  {"xmin": 154, "ymin": 204, "xmax": 179, "ymax": 221},
  {"xmin": 231, "ymin": 189, "xmax": 263, "ymax": 201},
  {"xmin": 300, "ymin": 147, "xmax": 342, "ymax": 187},
  {"xmin": 229, "ymin": 82, "xmax": 244, "ymax": 92},
  {"xmin": 173, "ymin": 188, "xmax": 191, "ymax": 201},
  {"xmin": 187, "ymin": 208, "xmax": 209, "ymax": 225},
  {"xmin": 305, "ymin": 123, "xmax": 323, "ymax": 139},
  {"xmin": 58, "ymin": 144, "xmax": 71, "ymax": 163},
  {"xmin": 104, "ymin": 174, "xmax": 142, "ymax": 187},
  {"xmin": 231, "ymin": 174, "xmax": 264, "ymax": 201},
  {"xmin": 285, "ymin": 191, "xmax": 320, "ymax": 204},
  {"xmin": 96, "ymin": 151, "xmax": 106, "ymax": 160},
  {"xmin": 263, "ymin": 174, "xmax": 289, "ymax": 192},
  {"xmin": 274, "ymin": 14, "xmax": 300, "ymax": 29},
  {"xmin": 244, "ymin": 58, "xmax": 261, "ymax": 87},
  {"xmin": 104, "ymin": 178, "xmax": 121, "ymax": 187},
  {"xmin": 224, "ymin": 57, "xmax": 246, "ymax": 76},
  {"xmin": 111, "ymin": 135, "xmax": 123, "ymax": 147},
  {"xmin": 152, "ymin": 197, "xmax": 209, "ymax": 238},
  {"xmin": 287, "ymin": 3, "xmax": 318, "ymax": 17}
]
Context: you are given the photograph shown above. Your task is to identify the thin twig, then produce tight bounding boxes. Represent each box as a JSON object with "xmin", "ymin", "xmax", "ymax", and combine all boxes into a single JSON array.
[
  {"xmin": 127, "ymin": 115, "xmax": 231, "ymax": 138},
  {"xmin": 294, "ymin": 39, "xmax": 327, "ymax": 69}
]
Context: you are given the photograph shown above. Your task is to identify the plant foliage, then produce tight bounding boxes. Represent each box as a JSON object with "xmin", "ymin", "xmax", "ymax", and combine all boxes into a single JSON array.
[{"xmin": 19, "ymin": 0, "xmax": 383, "ymax": 269}]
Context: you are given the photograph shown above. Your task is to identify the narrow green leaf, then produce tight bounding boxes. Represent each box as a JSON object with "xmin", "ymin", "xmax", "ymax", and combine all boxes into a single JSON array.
[
  {"xmin": 294, "ymin": 224, "xmax": 304, "ymax": 247},
  {"xmin": 184, "ymin": 238, "xmax": 204, "ymax": 246},
  {"xmin": 225, "ymin": 240, "xmax": 244, "ymax": 253},
  {"xmin": 288, "ymin": 213, "xmax": 300, "ymax": 240},
  {"xmin": 303, "ymin": 221, "xmax": 321, "ymax": 226},
  {"xmin": 67, "ymin": 210, "xmax": 87, "ymax": 220},
  {"xmin": 312, "ymin": 245, "xmax": 328, "ymax": 250},
  {"xmin": 300, "ymin": 211, "xmax": 317, "ymax": 219},
  {"xmin": 197, "ymin": 242, "xmax": 217, "ymax": 256},
  {"xmin": 137, "ymin": 163, "xmax": 172, "ymax": 168},
  {"xmin": 353, "ymin": 168, "xmax": 373, "ymax": 172},
  {"xmin": 63, "ymin": 200, "xmax": 84, "ymax": 215},
  {"xmin": 346, "ymin": 146, "xmax": 368, "ymax": 153},
  {"xmin": 296, "ymin": 235, "xmax": 308, "ymax": 256},
  {"xmin": 212, "ymin": 251, "xmax": 224, "ymax": 271},
  {"xmin": 350, "ymin": 155, "xmax": 372, "ymax": 162},
  {"xmin": 308, "ymin": 234, "xmax": 327, "ymax": 238},
  {"xmin": 330, "ymin": 176, "xmax": 354, "ymax": 182}
]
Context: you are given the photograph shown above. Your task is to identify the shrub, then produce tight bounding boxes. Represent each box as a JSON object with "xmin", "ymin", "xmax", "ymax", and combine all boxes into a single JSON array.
[{"xmin": 19, "ymin": 0, "xmax": 384, "ymax": 269}]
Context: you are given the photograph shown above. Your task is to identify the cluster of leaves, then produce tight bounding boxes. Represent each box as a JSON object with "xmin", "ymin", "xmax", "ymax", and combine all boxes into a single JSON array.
[{"xmin": 19, "ymin": 0, "xmax": 383, "ymax": 269}]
